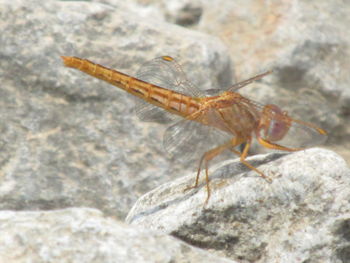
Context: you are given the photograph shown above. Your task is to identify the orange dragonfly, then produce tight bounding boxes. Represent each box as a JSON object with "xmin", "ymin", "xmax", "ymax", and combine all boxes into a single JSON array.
[{"xmin": 61, "ymin": 55, "xmax": 327, "ymax": 204}]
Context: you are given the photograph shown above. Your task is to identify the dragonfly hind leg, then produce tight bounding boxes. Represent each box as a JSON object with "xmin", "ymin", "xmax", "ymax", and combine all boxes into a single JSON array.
[
  {"xmin": 185, "ymin": 137, "xmax": 272, "ymax": 204},
  {"xmin": 185, "ymin": 142, "xmax": 232, "ymax": 205}
]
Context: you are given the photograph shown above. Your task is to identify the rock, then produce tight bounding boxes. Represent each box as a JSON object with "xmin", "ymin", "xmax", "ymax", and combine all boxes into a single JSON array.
[
  {"xmin": 1, "ymin": 0, "xmax": 348, "ymax": 261},
  {"xmin": 196, "ymin": 0, "xmax": 350, "ymax": 162},
  {"xmin": 0, "ymin": 207, "xmax": 237, "ymax": 263},
  {"xmin": 126, "ymin": 148, "xmax": 350, "ymax": 262},
  {"xmin": 134, "ymin": 0, "xmax": 350, "ymax": 163},
  {"xmin": 0, "ymin": 0, "xmax": 231, "ymax": 218},
  {"xmin": 197, "ymin": 0, "xmax": 350, "ymax": 94}
]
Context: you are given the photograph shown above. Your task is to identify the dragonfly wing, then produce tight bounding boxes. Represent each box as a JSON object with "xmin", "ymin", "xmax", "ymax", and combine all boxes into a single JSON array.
[
  {"xmin": 163, "ymin": 109, "xmax": 233, "ymax": 163},
  {"xmin": 133, "ymin": 56, "xmax": 203, "ymax": 123},
  {"xmin": 254, "ymin": 100, "xmax": 328, "ymax": 149},
  {"xmin": 202, "ymin": 88, "xmax": 222, "ymax": 97},
  {"xmin": 228, "ymin": 71, "xmax": 272, "ymax": 92},
  {"xmin": 133, "ymin": 97, "xmax": 179, "ymax": 123},
  {"xmin": 269, "ymin": 119, "xmax": 327, "ymax": 148},
  {"xmin": 136, "ymin": 56, "xmax": 203, "ymax": 97}
]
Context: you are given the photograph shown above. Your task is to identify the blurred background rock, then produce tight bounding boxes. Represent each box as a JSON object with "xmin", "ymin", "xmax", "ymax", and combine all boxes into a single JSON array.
[{"xmin": 0, "ymin": 0, "xmax": 348, "ymax": 219}]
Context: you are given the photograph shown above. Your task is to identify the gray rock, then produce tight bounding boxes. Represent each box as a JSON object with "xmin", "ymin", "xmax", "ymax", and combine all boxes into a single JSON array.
[
  {"xmin": 0, "ymin": 207, "xmax": 237, "ymax": 263},
  {"xmin": 196, "ymin": 0, "xmax": 350, "ymax": 163},
  {"xmin": 197, "ymin": 0, "xmax": 350, "ymax": 95},
  {"xmin": 1, "ymin": 1, "xmax": 348, "ymax": 261},
  {"xmin": 0, "ymin": 0, "xmax": 231, "ymax": 218},
  {"xmin": 138, "ymin": 0, "xmax": 350, "ymax": 163},
  {"xmin": 126, "ymin": 148, "xmax": 350, "ymax": 262}
]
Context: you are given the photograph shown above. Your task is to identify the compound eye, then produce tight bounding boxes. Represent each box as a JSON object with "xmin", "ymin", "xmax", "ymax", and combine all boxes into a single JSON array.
[{"xmin": 264, "ymin": 104, "xmax": 290, "ymax": 142}]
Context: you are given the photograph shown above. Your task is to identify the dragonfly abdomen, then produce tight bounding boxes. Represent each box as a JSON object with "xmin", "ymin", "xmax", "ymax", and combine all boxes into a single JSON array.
[{"xmin": 61, "ymin": 56, "xmax": 200, "ymax": 117}]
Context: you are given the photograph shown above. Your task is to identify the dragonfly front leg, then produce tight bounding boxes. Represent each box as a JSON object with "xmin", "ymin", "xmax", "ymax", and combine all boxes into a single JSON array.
[{"xmin": 229, "ymin": 138, "xmax": 272, "ymax": 182}]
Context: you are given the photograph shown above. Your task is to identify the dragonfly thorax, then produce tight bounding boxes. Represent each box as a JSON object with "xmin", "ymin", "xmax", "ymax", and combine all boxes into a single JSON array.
[
  {"xmin": 197, "ymin": 91, "xmax": 260, "ymax": 137},
  {"xmin": 201, "ymin": 91, "xmax": 242, "ymax": 110}
]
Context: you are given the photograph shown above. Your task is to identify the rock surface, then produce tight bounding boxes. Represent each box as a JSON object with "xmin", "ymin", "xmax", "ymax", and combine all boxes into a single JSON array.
[
  {"xmin": 197, "ymin": 0, "xmax": 349, "ymax": 160},
  {"xmin": 126, "ymin": 149, "xmax": 350, "ymax": 262},
  {"xmin": 132, "ymin": 0, "xmax": 350, "ymax": 163},
  {"xmin": 0, "ymin": 0, "xmax": 231, "ymax": 219},
  {"xmin": 0, "ymin": 207, "xmax": 237, "ymax": 263},
  {"xmin": 1, "ymin": 0, "xmax": 349, "ymax": 262}
]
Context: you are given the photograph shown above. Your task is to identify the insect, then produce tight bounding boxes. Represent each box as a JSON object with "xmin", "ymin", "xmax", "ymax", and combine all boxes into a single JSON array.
[{"xmin": 61, "ymin": 55, "xmax": 327, "ymax": 204}]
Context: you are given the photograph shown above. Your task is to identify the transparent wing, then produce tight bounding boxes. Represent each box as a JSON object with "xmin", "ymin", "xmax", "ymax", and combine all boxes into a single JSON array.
[
  {"xmin": 133, "ymin": 56, "xmax": 203, "ymax": 123},
  {"xmin": 228, "ymin": 71, "xmax": 272, "ymax": 92},
  {"xmin": 133, "ymin": 97, "xmax": 177, "ymax": 123},
  {"xmin": 272, "ymin": 119, "xmax": 327, "ymax": 148},
  {"xmin": 250, "ymin": 99, "xmax": 328, "ymax": 149},
  {"xmin": 163, "ymin": 108, "xmax": 233, "ymax": 163},
  {"xmin": 200, "ymin": 70, "xmax": 272, "ymax": 97},
  {"xmin": 202, "ymin": 88, "xmax": 222, "ymax": 97}
]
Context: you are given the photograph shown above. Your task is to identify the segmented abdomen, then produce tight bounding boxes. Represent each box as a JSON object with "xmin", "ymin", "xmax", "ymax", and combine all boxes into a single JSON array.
[{"xmin": 61, "ymin": 56, "xmax": 201, "ymax": 117}]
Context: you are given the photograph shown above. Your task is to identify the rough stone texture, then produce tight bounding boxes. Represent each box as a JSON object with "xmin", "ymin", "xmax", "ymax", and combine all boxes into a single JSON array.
[
  {"xmin": 131, "ymin": 0, "xmax": 350, "ymax": 163},
  {"xmin": 0, "ymin": 0, "xmax": 231, "ymax": 219},
  {"xmin": 127, "ymin": 149, "xmax": 350, "ymax": 262},
  {"xmin": 197, "ymin": 0, "xmax": 350, "ymax": 162},
  {"xmin": 1, "ymin": 0, "xmax": 348, "ymax": 262},
  {"xmin": 0, "ymin": 207, "xmax": 237, "ymax": 263}
]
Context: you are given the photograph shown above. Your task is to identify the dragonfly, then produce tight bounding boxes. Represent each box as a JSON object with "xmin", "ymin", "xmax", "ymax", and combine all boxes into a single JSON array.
[{"xmin": 61, "ymin": 55, "xmax": 327, "ymax": 204}]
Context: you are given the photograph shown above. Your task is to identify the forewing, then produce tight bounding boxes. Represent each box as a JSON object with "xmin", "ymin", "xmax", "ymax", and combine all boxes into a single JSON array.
[
  {"xmin": 201, "ymin": 70, "xmax": 272, "ymax": 96},
  {"xmin": 268, "ymin": 119, "xmax": 327, "ymax": 148},
  {"xmin": 228, "ymin": 71, "xmax": 272, "ymax": 92},
  {"xmin": 163, "ymin": 109, "xmax": 233, "ymax": 163},
  {"xmin": 251, "ymin": 99, "xmax": 328, "ymax": 149},
  {"xmin": 133, "ymin": 56, "xmax": 202, "ymax": 123}
]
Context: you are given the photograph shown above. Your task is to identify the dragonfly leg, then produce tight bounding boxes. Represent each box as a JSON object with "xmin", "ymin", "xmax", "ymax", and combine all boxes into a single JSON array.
[
  {"xmin": 185, "ymin": 154, "xmax": 205, "ymax": 190},
  {"xmin": 185, "ymin": 142, "xmax": 232, "ymax": 204},
  {"xmin": 257, "ymin": 136, "xmax": 301, "ymax": 152},
  {"xmin": 230, "ymin": 138, "xmax": 272, "ymax": 182}
]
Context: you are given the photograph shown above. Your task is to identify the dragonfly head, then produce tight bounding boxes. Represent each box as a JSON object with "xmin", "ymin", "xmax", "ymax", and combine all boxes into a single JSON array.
[{"xmin": 257, "ymin": 104, "xmax": 291, "ymax": 142}]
